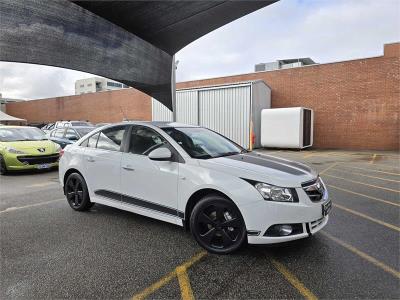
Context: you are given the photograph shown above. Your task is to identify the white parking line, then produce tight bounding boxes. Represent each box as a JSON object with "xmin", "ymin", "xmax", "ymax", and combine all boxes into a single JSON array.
[{"xmin": 0, "ymin": 199, "xmax": 64, "ymax": 214}]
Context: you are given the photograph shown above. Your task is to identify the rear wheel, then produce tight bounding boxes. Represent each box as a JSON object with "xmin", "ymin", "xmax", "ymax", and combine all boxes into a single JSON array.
[
  {"xmin": 65, "ymin": 173, "xmax": 93, "ymax": 211},
  {"xmin": 0, "ymin": 155, "xmax": 7, "ymax": 175},
  {"xmin": 190, "ymin": 195, "xmax": 247, "ymax": 254}
]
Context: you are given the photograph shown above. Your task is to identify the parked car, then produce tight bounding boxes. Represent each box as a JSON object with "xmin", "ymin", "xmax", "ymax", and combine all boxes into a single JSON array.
[
  {"xmin": 41, "ymin": 123, "xmax": 55, "ymax": 133},
  {"xmin": 48, "ymin": 126, "xmax": 95, "ymax": 148},
  {"xmin": 54, "ymin": 121, "xmax": 93, "ymax": 128},
  {"xmin": 0, "ymin": 126, "xmax": 61, "ymax": 174},
  {"xmin": 95, "ymin": 123, "xmax": 111, "ymax": 127},
  {"xmin": 59, "ymin": 122, "xmax": 331, "ymax": 254}
]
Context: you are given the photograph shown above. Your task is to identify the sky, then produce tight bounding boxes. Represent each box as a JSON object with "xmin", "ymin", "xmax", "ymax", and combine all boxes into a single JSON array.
[{"xmin": 0, "ymin": 0, "xmax": 399, "ymax": 100}]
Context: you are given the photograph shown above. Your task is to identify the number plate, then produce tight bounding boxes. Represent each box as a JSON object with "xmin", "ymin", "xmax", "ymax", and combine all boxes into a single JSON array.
[
  {"xmin": 36, "ymin": 163, "xmax": 51, "ymax": 169},
  {"xmin": 322, "ymin": 200, "xmax": 332, "ymax": 216}
]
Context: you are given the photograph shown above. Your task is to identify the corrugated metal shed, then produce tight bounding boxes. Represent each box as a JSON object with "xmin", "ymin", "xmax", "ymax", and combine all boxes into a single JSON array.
[{"xmin": 152, "ymin": 81, "xmax": 271, "ymax": 149}]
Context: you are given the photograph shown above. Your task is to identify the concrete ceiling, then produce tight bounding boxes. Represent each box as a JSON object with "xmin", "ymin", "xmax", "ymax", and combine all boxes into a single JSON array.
[{"xmin": 0, "ymin": 0, "xmax": 278, "ymax": 110}]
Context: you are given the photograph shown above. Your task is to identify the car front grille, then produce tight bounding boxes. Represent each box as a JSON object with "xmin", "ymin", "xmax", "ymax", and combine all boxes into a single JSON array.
[
  {"xmin": 302, "ymin": 177, "xmax": 325, "ymax": 202},
  {"xmin": 17, "ymin": 154, "xmax": 59, "ymax": 165}
]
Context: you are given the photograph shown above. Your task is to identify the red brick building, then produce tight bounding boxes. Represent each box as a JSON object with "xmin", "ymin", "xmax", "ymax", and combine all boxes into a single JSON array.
[{"xmin": 6, "ymin": 43, "xmax": 399, "ymax": 150}]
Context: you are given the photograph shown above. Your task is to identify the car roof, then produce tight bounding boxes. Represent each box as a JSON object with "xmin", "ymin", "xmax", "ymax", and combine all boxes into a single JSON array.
[
  {"xmin": 121, "ymin": 121, "xmax": 199, "ymax": 128},
  {"xmin": 69, "ymin": 126, "xmax": 96, "ymax": 129}
]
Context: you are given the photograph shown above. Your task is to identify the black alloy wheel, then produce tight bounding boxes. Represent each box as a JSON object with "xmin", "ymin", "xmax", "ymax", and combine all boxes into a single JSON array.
[
  {"xmin": 65, "ymin": 173, "xmax": 93, "ymax": 211},
  {"xmin": 0, "ymin": 155, "xmax": 7, "ymax": 175},
  {"xmin": 190, "ymin": 195, "xmax": 247, "ymax": 254}
]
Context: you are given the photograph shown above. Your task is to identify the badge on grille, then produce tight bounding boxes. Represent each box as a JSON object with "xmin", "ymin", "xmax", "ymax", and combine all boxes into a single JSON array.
[{"xmin": 37, "ymin": 148, "xmax": 46, "ymax": 153}]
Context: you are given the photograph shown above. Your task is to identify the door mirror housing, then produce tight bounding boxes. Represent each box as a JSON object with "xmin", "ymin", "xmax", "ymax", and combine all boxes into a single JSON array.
[{"xmin": 148, "ymin": 147, "xmax": 172, "ymax": 161}]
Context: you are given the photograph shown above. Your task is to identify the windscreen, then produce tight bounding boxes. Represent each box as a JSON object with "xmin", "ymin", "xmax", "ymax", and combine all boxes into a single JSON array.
[
  {"xmin": 0, "ymin": 127, "xmax": 47, "ymax": 142},
  {"xmin": 162, "ymin": 127, "xmax": 245, "ymax": 159}
]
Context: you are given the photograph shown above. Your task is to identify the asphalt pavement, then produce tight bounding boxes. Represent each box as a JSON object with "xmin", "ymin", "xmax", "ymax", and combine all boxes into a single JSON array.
[{"xmin": 0, "ymin": 150, "xmax": 399, "ymax": 299}]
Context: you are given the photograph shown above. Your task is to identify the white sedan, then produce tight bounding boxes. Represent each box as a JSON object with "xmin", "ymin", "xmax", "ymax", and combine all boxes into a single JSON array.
[{"xmin": 59, "ymin": 122, "xmax": 331, "ymax": 254}]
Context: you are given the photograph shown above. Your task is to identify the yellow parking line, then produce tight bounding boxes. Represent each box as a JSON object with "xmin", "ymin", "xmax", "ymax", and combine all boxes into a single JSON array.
[
  {"xmin": 176, "ymin": 266, "xmax": 195, "ymax": 300},
  {"xmin": 321, "ymin": 231, "xmax": 400, "ymax": 279},
  {"xmin": 341, "ymin": 165, "xmax": 400, "ymax": 176},
  {"xmin": 324, "ymin": 174, "xmax": 400, "ymax": 193},
  {"xmin": 319, "ymin": 162, "xmax": 339, "ymax": 175},
  {"xmin": 330, "ymin": 169, "xmax": 400, "ymax": 183},
  {"xmin": 132, "ymin": 251, "xmax": 207, "ymax": 300},
  {"xmin": 271, "ymin": 259, "xmax": 318, "ymax": 300},
  {"xmin": 328, "ymin": 185, "xmax": 400, "ymax": 207},
  {"xmin": 0, "ymin": 199, "xmax": 64, "ymax": 214},
  {"xmin": 27, "ymin": 182, "xmax": 57, "ymax": 188},
  {"xmin": 355, "ymin": 163, "xmax": 400, "ymax": 172},
  {"xmin": 369, "ymin": 154, "xmax": 377, "ymax": 164},
  {"xmin": 334, "ymin": 203, "xmax": 400, "ymax": 232}
]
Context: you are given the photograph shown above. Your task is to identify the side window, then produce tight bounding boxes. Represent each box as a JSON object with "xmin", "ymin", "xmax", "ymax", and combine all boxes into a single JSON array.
[
  {"xmin": 97, "ymin": 126, "xmax": 127, "ymax": 151},
  {"xmin": 54, "ymin": 129, "xmax": 65, "ymax": 138},
  {"xmin": 129, "ymin": 126, "xmax": 166, "ymax": 155},
  {"xmin": 80, "ymin": 138, "xmax": 89, "ymax": 147},
  {"xmin": 65, "ymin": 129, "xmax": 79, "ymax": 141},
  {"xmin": 87, "ymin": 133, "xmax": 99, "ymax": 148}
]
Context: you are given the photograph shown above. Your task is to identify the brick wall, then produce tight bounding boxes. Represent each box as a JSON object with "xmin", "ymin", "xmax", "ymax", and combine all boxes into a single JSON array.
[
  {"xmin": 6, "ymin": 88, "xmax": 152, "ymax": 124},
  {"xmin": 177, "ymin": 43, "xmax": 400, "ymax": 150},
  {"xmin": 6, "ymin": 43, "xmax": 399, "ymax": 150}
]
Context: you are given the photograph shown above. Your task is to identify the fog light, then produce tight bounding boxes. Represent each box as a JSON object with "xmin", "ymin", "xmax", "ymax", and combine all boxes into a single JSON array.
[
  {"xmin": 278, "ymin": 225, "xmax": 293, "ymax": 236},
  {"xmin": 264, "ymin": 224, "xmax": 301, "ymax": 237}
]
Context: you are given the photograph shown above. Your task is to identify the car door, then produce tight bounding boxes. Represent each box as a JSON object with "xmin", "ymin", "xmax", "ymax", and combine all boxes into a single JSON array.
[
  {"xmin": 120, "ymin": 125, "xmax": 180, "ymax": 220},
  {"xmin": 83, "ymin": 125, "xmax": 128, "ymax": 202}
]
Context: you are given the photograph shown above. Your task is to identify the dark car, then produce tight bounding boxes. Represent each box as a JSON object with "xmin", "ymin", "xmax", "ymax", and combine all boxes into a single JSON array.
[{"xmin": 47, "ymin": 126, "xmax": 95, "ymax": 148}]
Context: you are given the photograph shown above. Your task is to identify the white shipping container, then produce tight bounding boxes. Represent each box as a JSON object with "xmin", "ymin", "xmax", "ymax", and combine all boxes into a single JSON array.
[
  {"xmin": 261, "ymin": 107, "xmax": 314, "ymax": 149},
  {"xmin": 152, "ymin": 81, "xmax": 271, "ymax": 149}
]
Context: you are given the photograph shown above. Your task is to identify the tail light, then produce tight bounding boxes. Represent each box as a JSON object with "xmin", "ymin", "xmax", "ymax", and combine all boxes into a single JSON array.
[{"xmin": 59, "ymin": 149, "xmax": 64, "ymax": 157}]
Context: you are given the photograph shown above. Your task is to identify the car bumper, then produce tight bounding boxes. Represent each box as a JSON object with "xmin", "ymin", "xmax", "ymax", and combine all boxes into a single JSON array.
[
  {"xmin": 240, "ymin": 186, "xmax": 330, "ymax": 245},
  {"xmin": 5, "ymin": 153, "xmax": 59, "ymax": 171}
]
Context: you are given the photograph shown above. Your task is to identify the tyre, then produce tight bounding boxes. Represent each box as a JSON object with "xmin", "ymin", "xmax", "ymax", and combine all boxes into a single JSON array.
[
  {"xmin": 190, "ymin": 194, "xmax": 247, "ymax": 254},
  {"xmin": 65, "ymin": 173, "xmax": 93, "ymax": 211},
  {"xmin": 0, "ymin": 155, "xmax": 7, "ymax": 175}
]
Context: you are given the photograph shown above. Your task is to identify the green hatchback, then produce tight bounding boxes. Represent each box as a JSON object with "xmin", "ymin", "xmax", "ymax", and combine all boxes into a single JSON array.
[{"xmin": 0, "ymin": 126, "xmax": 61, "ymax": 174}]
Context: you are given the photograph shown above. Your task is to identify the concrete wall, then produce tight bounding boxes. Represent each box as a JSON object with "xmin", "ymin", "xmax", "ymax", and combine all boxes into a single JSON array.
[{"xmin": 6, "ymin": 43, "xmax": 399, "ymax": 150}]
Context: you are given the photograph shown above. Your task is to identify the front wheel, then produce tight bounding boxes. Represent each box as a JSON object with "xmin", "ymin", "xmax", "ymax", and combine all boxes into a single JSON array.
[
  {"xmin": 190, "ymin": 195, "xmax": 247, "ymax": 254},
  {"xmin": 65, "ymin": 173, "xmax": 93, "ymax": 211}
]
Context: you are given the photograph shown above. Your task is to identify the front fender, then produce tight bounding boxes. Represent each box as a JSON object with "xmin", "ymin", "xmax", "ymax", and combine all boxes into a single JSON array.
[{"xmin": 177, "ymin": 162, "xmax": 264, "ymax": 214}]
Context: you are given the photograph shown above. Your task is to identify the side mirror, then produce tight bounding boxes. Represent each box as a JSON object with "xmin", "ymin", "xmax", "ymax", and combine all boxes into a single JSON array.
[{"xmin": 148, "ymin": 147, "xmax": 172, "ymax": 161}]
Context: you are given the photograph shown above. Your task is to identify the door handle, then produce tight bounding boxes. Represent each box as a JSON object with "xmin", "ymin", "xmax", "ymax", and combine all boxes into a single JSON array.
[
  {"xmin": 122, "ymin": 165, "xmax": 135, "ymax": 171},
  {"xmin": 87, "ymin": 157, "xmax": 95, "ymax": 162}
]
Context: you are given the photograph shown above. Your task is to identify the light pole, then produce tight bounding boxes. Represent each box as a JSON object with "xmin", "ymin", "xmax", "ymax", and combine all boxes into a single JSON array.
[{"xmin": 171, "ymin": 56, "xmax": 179, "ymax": 122}]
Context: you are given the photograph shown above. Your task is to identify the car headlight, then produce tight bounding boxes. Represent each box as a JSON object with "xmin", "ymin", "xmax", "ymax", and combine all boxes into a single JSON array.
[
  {"xmin": 254, "ymin": 182, "xmax": 297, "ymax": 202},
  {"xmin": 54, "ymin": 143, "xmax": 62, "ymax": 152},
  {"xmin": 6, "ymin": 147, "xmax": 26, "ymax": 154}
]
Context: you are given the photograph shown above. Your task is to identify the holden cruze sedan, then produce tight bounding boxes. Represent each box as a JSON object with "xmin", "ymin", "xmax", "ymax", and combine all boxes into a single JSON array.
[
  {"xmin": 0, "ymin": 126, "xmax": 61, "ymax": 174},
  {"xmin": 59, "ymin": 122, "xmax": 331, "ymax": 254}
]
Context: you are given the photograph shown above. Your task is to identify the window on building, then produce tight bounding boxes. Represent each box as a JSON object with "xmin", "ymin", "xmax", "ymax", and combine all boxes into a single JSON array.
[
  {"xmin": 80, "ymin": 84, "xmax": 84, "ymax": 88},
  {"xmin": 87, "ymin": 83, "xmax": 92, "ymax": 87},
  {"xmin": 107, "ymin": 81, "xmax": 122, "ymax": 88}
]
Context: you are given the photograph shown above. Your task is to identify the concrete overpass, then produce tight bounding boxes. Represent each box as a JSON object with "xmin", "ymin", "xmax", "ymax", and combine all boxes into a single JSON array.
[{"xmin": 0, "ymin": 0, "xmax": 277, "ymax": 111}]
